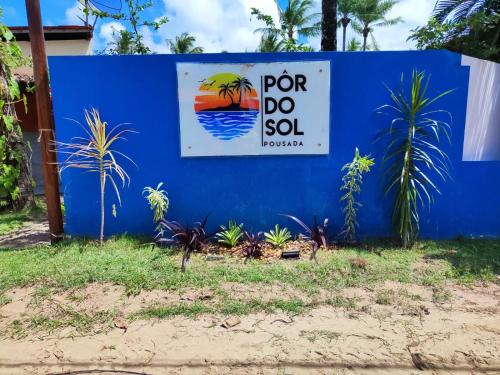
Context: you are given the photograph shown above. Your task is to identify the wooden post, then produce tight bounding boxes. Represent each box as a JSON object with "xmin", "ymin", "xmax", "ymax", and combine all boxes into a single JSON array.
[{"xmin": 25, "ymin": 0, "xmax": 64, "ymax": 243}]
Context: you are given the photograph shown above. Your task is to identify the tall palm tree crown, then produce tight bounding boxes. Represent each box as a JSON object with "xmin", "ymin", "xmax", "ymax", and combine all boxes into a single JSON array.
[
  {"xmin": 167, "ymin": 33, "xmax": 204, "ymax": 54},
  {"xmin": 352, "ymin": 0, "xmax": 402, "ymax": 51},
  {"xmin": 257, "ymin": 0, "xmax": 320, "ymax": 42},
  {"xmin": 338, "ymin": 0, "xmax": 360, "ymax": 51},
  {"xmin": 432, "ymin": 0, "xmax": 492, "ymax": 23}
]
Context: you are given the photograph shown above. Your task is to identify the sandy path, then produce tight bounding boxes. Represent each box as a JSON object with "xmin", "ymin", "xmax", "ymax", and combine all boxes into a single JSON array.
[{"xmin": 0, "ymin": 283, "xmax": 499, "ymax": 374}]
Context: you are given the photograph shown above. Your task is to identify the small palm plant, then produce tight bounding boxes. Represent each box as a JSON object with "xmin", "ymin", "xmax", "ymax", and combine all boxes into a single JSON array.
[
  {"xmin": 377, "ymin": 70, "xmax": 454, "ymax": 248},
  {"xmin": 216, "ymin": 220, "xmax": 244, "ymax": 248},
  {"xmin": 56, "ymin": 108, "xmax": 135, "ymax": 245},
  {"xmin": 143, "ymin": 182, "xmax": 169, "ymax": 235},
  {"xmin": 340, "ymin": 148, "xmax": 375, "ymax": 241},
  {"xmin": 264, "ymin": 224, "xmax": 292, "ymax": 247}
]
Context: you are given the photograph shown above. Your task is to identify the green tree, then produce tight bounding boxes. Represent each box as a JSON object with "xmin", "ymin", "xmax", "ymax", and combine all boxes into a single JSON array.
[
  {"xmin": 352, "ymin": 0, "xmax": 402, "ymax": 51},
  {"xmin": 432, "ymin": 0, "xmax": 496, "ymax": 23},
  {"xmin": 0, "ymin": 11, "xmax": 34, "ymax": 209},
  {"xmin": 409, "ymin": 1, "xmax": 499, "ymax": 62},
  {"xmin": 251, "ymin": 6, "xmax": 315, "ymax": 52},
  {"xmin": 255, "ymin": 0, "xmax": 320, "ymax": 43},
  {"xmin": 86, "ymin": 0, "xmax": 168, "ymax": 55},
  {"xmin": 167, "ymin": 33, "xmax": 204, "ymax": 54},
  {"xmin": 257, "ymin": 34, "xmax": 285, "ymax": 52},
  {"xmin": 338, "ymin": 0, "xmax": 359, "ymax": 51}
]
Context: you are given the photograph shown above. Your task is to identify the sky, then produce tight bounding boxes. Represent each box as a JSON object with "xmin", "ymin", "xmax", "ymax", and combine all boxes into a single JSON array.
[{"xmin": 0, "ymin": 0, "xmax": 436, "ymax": 53}]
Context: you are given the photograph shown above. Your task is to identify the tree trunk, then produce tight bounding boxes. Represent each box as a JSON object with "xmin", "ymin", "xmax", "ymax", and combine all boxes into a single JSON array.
[
  {"xmin": 341, "ymin": 17, "xmax": 350, "ymax": 51},
  {"xmin": 99, "ymin": 165, "xmax": 105, "ymax": 245},
  {"xmin": 362, "ymin": 27, "xmax": 369, "ymax": 51},
  {"xmin": 321, "ymin": 0, "xmax": 337, "ymax": 51}
]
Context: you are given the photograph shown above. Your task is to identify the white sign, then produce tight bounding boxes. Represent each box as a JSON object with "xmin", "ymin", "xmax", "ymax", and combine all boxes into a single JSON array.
[{"xmin": 177, "ymin": 61, "xmax": 330, "ymax": 157}]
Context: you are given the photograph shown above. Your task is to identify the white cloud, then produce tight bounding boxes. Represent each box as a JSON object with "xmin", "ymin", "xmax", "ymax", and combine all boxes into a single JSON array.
[
  {"xmin": 99, "ymin": 21, "xmax": 126, "ymax": 44},
  {"xmin": 373, "ymin": 0, "xmax": 435, "ymax": 50},
  {"xmin": 145, "ymin": 0, "xmax": 281, "ymax": 53},
  {"xmin": 65, "ymin": 1, "xmax": 83, "ymax": 24}
]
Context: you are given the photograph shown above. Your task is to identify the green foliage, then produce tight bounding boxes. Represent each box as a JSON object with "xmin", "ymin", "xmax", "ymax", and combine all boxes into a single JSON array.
[
  {"xmin": 143, "ymin": 182, "xmax": 169, "ymax": 233},
  {"xmin": 167, "ymin": 33, "xmax": 204, "ymax": 54},
  {"xmin": 87, "ymin": 0, "xmax": 168, "ymax": 55},
  {"xmin": 0, "ymin": 11, "xmax": 32, "ymax": 208},
  {"xmin": 216, "ymin": 220, "xmax": 244, "ymax": 248},
  {"xmin": 352, "ymin": 0, "xmax": 402, "ymax": 51},
  {"xmin": 340, "ymin": 148, "xmax": 374, "ymax": 241},
  {"xmin": 377, "ymin": 70, "xmax": 453, "ymax": 248},
  {"xmin": 57, "ymin": 109, "xmax": 136, "ymax": 245},
  {"xmin": 408, "ymin": 12, "xmax": 500, "ymax": 63},
  {"xmin": 251, "ymin": 1, "xmax": 318, "ymax": 53},
  {"xmin": 264, "ymin": 224, "xmax": 292, "ymax": 247}
]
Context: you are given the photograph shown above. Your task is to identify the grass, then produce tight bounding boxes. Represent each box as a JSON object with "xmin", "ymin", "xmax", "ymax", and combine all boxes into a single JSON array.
[
  {"xmin": 0, "ymin": 210, "xmax": 30, "ymax": 236},
  {"xmin": 0, "ymin": 236, "xmax": 498, "ymax": 298},
  {"xmin": 0, "ymin": 201, "xmax": 46, "ymax": 236},
  {"xmin": 130, "ymin": 297, "xmax": 306, "ymax": 320}
]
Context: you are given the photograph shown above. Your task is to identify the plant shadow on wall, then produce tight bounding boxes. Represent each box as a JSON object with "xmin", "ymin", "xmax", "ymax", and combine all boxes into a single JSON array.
[
  {"xmin": 377, "ymin": 70, "xmax": 454, "ymax": 248},
  {"xmin": 55, "ymin": 109, "xmax": 137, "ymax": 245}
]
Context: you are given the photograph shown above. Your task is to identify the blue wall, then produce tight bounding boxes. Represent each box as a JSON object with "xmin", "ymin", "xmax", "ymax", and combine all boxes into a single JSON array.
[{"xmin": 49, "ymin": 51, "xmax": 500, "ymax": 239}]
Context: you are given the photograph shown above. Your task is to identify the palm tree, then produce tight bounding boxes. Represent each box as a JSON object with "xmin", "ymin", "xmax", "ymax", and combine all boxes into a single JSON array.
[
  {"xmin": 167, "ymin": 33, "xmax": 204, "ymax": 54},
  {"xmin": 352, "ymin": 0, "xmax": 402, "ymax": 51},
  {"xmin": 321, "ymin": 0, "xmax": 337, "ymax": 51},
  {"xmin": 346, "ymin": 36, "xmax": 379, "ymax": 51},
  {"xmin": 256, "ymin": 0, "xmax": 320, "ymax": 43},
  {"xmin": 218, "ymin": 83, "xmax": 235, "ymax": 105},
  {"xmin": 257, "ymin": 34, "xmax": 284, "ymax": 52},
  {"xmin": 231, "ymin": 77, "xmax": 253, "ymax": 105},
  {"xmin": 432, "ymin": 0, "xmax": 492, "ymax": 23},
  {"xmin": 338, "ymin": 0, "xmax": 359, "ymax": 51}
]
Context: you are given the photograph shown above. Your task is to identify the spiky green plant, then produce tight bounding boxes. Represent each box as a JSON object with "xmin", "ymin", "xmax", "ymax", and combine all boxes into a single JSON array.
[
  {"xmin": 340, "ymin": 148, "xmax": 374, "ymax": 241},
  {"xmin": 57, "ymin": 108, "xmax": 135, "ymax": 245},
  {"xmin": 264, "ymin": 224, "xmax": 292, "ymax": 247},
  {"xmin": 377, "ymin": 70, "xmax": 453, "ymax": 248},
  {"xmin": 143, "ymin": 182, "xmax": 169, "ymax": 234},
  {"xmin": 216, "ymin": 220, "xmax": 244, "ymax": 248}
]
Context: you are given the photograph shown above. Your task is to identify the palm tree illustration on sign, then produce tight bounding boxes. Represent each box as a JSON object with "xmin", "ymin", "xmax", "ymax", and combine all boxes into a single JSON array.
[{"xmin": 195, "ymin": 73, "xmax": 260, "ymax": 141}]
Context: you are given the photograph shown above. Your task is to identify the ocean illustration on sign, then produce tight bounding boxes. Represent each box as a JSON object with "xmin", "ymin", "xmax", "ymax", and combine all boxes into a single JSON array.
[{"xmin": 194, "ymin": 73, "xmax": 260, "ymax": 141}]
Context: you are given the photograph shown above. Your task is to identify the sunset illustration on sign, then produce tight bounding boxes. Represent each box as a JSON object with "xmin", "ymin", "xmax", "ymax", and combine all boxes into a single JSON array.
[{"xmin": 195, "ymin": 73, "xmax": 260, "ymax": 141}]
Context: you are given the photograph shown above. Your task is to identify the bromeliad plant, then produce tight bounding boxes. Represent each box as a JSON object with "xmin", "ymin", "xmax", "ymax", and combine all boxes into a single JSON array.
[
  {"xmin": 264, "ymin": 224, "xmax": 292, "ymax": 247},
  {"xmin": 240, "ymin": 230, "xmax": 264, "ymax": 262},
  {"xmin": 143, "ymin": 182, "xmax": 169, "ymax": 235},
  {"xmin": 340, "ymin": 148, "xmax": 375, "ymax": 242},
  {"xmin": 377, "ymin": 70, "xmax": 453, "ymax": 248},
  {"xmin": 216, "ymin": 220, "xmax": 244, "ymax": 248},
  {"xmin": 157, "ymin": 214, "xmax": 215, "ymax": 272},
  {"xmin": 284, "ymin": 215, "xmax": 328, "ymax": 261},
  {"xmin": 56, "ymin": 108, "xmax": 136, "ymax": 245}
]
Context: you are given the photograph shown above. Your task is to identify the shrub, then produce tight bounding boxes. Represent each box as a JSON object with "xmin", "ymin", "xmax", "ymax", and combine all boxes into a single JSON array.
[
  {"xmin": 340, "ymin": 148, "xmax": 374, "ymax": 241},
  {"xmin": 240, "ymin": 231, "xmax": 264, "ymax": 261},
  {"xmin": 216, "ymin": 220, "xmax": 244, "ymax": 248},
  {"xmin": 157, "ymin": 214, "xmax": 215, "ymax": 272},
  {"xmin": 143, "ymin": 182, "xmax": 169, "ymax": 235},
  {"xmin": 283, "ymin": 215, "xmax": 328, "ymax": 261},
  {"xmin": 264, "ymin": 224, "xmax": 292, "ymax": 247},
  {"xmin": 56, "ymin": 108, "xmax": 136, "ymax": 245},
  {"xmin": 377, "ymin": 70, "xmax": 453, "ymax": 248}
]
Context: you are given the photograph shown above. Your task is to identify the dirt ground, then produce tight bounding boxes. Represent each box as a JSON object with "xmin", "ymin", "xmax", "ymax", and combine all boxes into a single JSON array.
[{"xmin": 0, "ymin": 281, "xmax": 499, "ymax": 375}]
